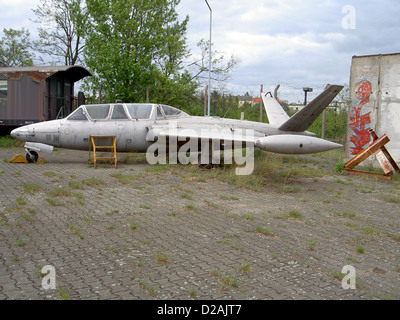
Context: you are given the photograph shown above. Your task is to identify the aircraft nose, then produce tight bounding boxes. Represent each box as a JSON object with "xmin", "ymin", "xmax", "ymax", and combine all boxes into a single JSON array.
[
  {"xmin": 10, "ymin": 127, "xmax": 31, "ymax": 140},
  {"xmin": 11, "ymin": 127, "xmax": 21, "ymax": 139}
]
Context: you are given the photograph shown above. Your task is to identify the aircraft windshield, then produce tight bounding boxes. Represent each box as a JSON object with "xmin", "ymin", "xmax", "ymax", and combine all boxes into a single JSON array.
[
  {"xmin": 111, "ymin": 104, "xmax": 129, "ymax": 119},
  {"xmin": 67, "ymin": 107, "xmax": 88, "ymax": 121},
  {"xmin": 162, "ymin": 105, "xmax": 182, "ymax": 117},
  {"xmin": 126, "ymin": 104, "xmax": 153, "ymax": 119},
  {"xmin": 85, "ymin": 104, "xmax": 111, "ymax": 120}
]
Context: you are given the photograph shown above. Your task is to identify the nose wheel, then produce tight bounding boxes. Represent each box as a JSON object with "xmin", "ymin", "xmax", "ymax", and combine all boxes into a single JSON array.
[{"xmin": 25, "ymin": 150, "xmax": 39, "ymax": 163}]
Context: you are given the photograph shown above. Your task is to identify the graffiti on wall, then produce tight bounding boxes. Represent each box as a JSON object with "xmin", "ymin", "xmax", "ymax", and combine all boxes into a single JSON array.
[{"xmin": 349, "ymin": 79, "xmax": 372, "ymax": 155}]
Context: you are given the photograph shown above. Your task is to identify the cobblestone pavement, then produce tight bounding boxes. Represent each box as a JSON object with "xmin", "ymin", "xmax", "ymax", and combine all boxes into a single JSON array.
[{"xmin": 0, "ymin": 148, "xmax": 399, "ymax": 300}]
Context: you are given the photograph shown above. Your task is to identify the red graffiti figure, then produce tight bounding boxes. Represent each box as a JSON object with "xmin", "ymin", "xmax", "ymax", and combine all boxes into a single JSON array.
[{"xmin": 349, "ymin": 80, "xmax": 372, "ymax": 155}]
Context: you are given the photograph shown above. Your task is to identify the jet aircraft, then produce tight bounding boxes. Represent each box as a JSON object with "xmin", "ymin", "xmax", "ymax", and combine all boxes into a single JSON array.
[{"xmin": 11, "ymin": 84, "xmax": 343, "ymax": 165}]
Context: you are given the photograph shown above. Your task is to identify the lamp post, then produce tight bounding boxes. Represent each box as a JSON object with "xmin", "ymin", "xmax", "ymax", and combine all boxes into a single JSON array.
[
  {"xmin": 205, "ymin": 0, "xmax": 212, "ymax": 116},
  {"xmin": 303, "ymin": 87, "xmax": 313, "ymax": 106}
]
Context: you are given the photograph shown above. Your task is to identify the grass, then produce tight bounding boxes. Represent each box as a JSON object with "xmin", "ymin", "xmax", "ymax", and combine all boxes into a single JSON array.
[
  {"xmin": 156, "ymin": 252, "xmax": 170, "ymax": 264},
  {"xmin": 238, "ymin": 263, "xmax": 251, "ymax": 274},
  {"xmin": 68, "ymin": 181, "xmax": 84, "ymax": 190},
  {"xmin": 308, "ymin": 239, "xmax": 317, "ymax": 251},
  {"xmin": 16, "ymin": 197, "xmax": 27, "ymax": 206},
  {"xmin": 129, "ymin": 220, "xmax": 138, "ymax": 230},
  {"xmin": 276, "ymin": 209, "xmax": 303, "ymax": 221},
  {"xmin": 48, "ymin": 187, "xmax": 72, "ymax": 197},
  {"xmin": 45, "ymin": 198, "xmax": 63, "ymax": 206},
  {"xmin": 21, "ymin": 213, "xmax": 34, "ymax": 222},
  {"xmin": 57, "ymin": 288, "xmax": 71, "ymax": 300},
  {"xmin": 182, "ymin": 150, "xmax": 337, "ymax": 191},
  {"xmin": 109, "ymin": 173, "xmax": 136, "ymax": 184},
  {"xmin": 145, "ymin": 165, "xmax": 169, "ymax": 174},
  {"xmin": 137, "ymin": 279, "xmax": 158, "ymax": 297},
  {"xmin": 279, "ymin": 185, "xmax": 300, "ymax": 193},
  {"xmin": 356, "ymin": 245, "xmax": 365, "ymax": 254},
  {"xmin": 188, "ymin": 288, "xmax": 197, "ymax": 299},
  {"xmin": 204, "ymin": 199, "xmax": 219, "ymax": 209},
  {"xmin": 43, "ymin": 171, "xmax": 57, "ymax": 178},
  {"xmin": 105, "ymin": 209, "xmax": 119, "ymax": 215},
  {"xmin": 181, "ymin": 193, "xmax": 193, "ymax": 200},
  {"xmin": 381, "ymin": 195, "xmax": 400, "ymax": 203},
  {"xmin": 15, "ymin": 238, "xmax": 27, "ymax": 246},
  {"xmin": 242, "ymin": 213, "xmax": 254, "ymax": 221},
  {"xmin": 0, "ymin": 135, "xmax": 23, "ymax": 148},
  {"xmin": 211, "ymin": 269, "xmax": 239, "ymax": 290},
  {"xmin": 255, "ymin": 226, "xmax": 274, "ymax": 237},
  {"xmin": 332, "ymin": 210, "xmax": 357, "ymax": 219},
  {"xmin": 81, "ymin": 177, "xmax": 105, "ymax": 186},
  {"xmin": 185, "ymin": 204, "xmax": 195, "ymax": 211},
  {"xmin": 22, "ymin": 184, "xmax": 44, "ymax": 194},
  {"xmin": 68, "ymin": 223, "xmax": 85, "ymax": 240}
]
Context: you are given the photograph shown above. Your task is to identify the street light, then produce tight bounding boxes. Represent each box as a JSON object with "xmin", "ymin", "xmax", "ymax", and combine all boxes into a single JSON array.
[
  {"xmin": 303, "ymin": 87, "xmax": 313, "ymax": 105},
  {"xmin": 205, "ymin": 0, "xmax": 212, "ymax": 116}
]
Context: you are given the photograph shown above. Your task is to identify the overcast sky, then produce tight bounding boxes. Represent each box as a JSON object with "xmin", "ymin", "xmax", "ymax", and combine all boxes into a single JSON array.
[{"xmin": 1, "ymin": 0, "xmax": 400, "ymax": 102}]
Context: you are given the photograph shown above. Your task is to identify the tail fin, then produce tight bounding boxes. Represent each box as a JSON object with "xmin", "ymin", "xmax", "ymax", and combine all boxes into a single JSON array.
[
  {"xmin": 261, "ymin": 84, "xmax": 343, "ymax": 132},
  {"xmin": 261, "ymin": 92, "xmax": 290, "ymax": 126},
  {"xmin": 278, "ymin": 84, "xmax": 343, "ymax": 132}
]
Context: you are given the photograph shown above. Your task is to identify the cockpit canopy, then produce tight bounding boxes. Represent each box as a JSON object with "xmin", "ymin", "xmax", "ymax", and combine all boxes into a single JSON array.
[{"xmin": 67, "ymin": 103, "xmax": 189, "ymax": 121}]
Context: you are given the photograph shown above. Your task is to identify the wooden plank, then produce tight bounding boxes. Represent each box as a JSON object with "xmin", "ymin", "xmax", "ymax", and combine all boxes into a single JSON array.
[
  {"xmin": 343, "ymin": 168, "xmax": 392, "ymax": 180},
  {"xmin": 345, "ymin": 134, "xmax": 389, "ymax": 169},
  {"xmin": 368, "ymin": 129, "xmax": 400, "ymax": 173}
]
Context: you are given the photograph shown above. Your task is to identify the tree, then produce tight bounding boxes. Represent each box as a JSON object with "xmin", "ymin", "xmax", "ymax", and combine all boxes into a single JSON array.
[
  {"xmin": 83, "ymin": 0, "xmax": 192, "ymax": 105},
  {"xmin": 0, "ymin": 28, "xmax": 35, "ymax": 67},
  {"xmin": 32, "ymin": 0, "xmax": 87, "ymax": 65},
  {"xmin": 187, "ymin": 38, "xmax": 239, "ymax": 87}
]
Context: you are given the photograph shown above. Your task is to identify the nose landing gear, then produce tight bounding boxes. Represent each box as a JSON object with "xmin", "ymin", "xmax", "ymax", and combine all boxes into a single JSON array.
[{"xmin": 25, "ymin": 150, "xmax": 39, "ymax": 163}]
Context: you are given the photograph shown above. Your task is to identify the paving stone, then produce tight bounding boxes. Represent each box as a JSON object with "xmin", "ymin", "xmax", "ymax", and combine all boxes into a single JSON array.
[{"xmin": 0, "ymin": 148, "xmax": 399, "ymax": 300}]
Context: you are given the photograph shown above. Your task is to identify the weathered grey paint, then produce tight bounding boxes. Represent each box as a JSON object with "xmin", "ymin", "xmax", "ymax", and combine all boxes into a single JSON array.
[{"xmin": 348, "ymin": 53, "xmax": 400, "ymax": 165}]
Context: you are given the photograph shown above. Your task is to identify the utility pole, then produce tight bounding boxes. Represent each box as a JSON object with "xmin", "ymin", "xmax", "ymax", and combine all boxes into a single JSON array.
[
  {"xmin": 260, "ymin": 84, "xmax": 263, "ymax": 122},
  {"xmin": 204, "ymin": 85, "xmax": 208, "ymax": 116},
  {"xmin": 205, "ymin": 0, "xmax": 212, "ymax": 116},
  {"xmin": 322, "ymin": 109, "xmax": 326, "ymax": 139}
]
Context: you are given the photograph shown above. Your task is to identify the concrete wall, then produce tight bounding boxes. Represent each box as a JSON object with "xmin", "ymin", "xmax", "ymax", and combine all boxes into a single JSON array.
[{"xmin": 347, "ymin": 53, "xmax": 400, "ymax": 166}]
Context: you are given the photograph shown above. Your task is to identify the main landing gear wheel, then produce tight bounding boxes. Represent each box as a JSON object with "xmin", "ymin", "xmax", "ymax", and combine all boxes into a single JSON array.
[{"xmin": 26, "ymin": 151, "xmax": 39, "ymax": 163}]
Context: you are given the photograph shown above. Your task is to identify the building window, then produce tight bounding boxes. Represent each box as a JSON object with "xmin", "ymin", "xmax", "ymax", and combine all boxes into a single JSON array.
[{"xmin": 0, "ymin": 79, "xmax": 7, "ymax": 102}]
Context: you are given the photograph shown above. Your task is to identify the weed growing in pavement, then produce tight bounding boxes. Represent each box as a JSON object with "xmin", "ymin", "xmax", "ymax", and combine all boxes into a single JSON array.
[
  {"xmin": 81, "ymin": 177, "xmax": 105, "ymax": 186},
  {"xmin": 48, "ymin": 187, "xmax": 72, "ymax": 197},
  {"xmin": 211, "ymin": 269, "xmax": 239, "ymax": 291},
  {"xmin": 308, "ymin": 239, "xmax": 317, "ymax": 251},
  {"xmin": 238, "ymin": 263, "xmax": 251, "ymax": 274},
  {"xmin": 156, "ymin": 252, "xmax": 170, "ymax": 264},
  {"xmin": 45, "ymin": 198, "xmax": 63, "ymax": 206},
  {"xmin": 188, "ymin": 288, "xmax": 197, "ymax": 299},
  {"xmin": 22, "ymin": 184, "xmax": 44, "ymax": 194},
  {"xmin": 15, "ymin": 238, "xmax": 27, "ymax": 246},
  {"xmin": 255, "ymin": 226, "xmax": 275, "ymax": 237},
  {"xmin": 109, "ymin": 173, "xmax": 136, "ymax": 184}
]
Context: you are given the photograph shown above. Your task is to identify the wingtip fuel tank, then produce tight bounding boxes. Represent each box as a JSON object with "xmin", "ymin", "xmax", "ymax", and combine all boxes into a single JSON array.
[{"xmin": 255, "ymin": 135, "xmax": 342, "ymax": 154}]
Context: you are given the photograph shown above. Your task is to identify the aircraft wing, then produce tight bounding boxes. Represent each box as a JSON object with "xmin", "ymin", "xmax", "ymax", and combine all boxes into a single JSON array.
[
  {"xmin": 147, "ymin": 124, "xmax": 262, "ymax": 147},
  {"xmin": 278, "ymin": 84, "xmax": 343, "ymax": 132}
]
